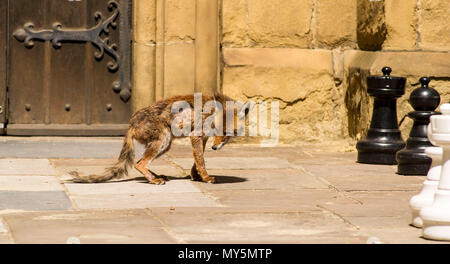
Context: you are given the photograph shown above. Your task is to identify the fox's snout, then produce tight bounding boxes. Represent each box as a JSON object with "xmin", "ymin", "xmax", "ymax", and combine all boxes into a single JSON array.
[
  {"xmin": 212, "ymin": 142, "xmax": 224, "ymax": 151},
  {"xmin": 212, "ymin": 136, "xmax": 229, "ymax": 151}
]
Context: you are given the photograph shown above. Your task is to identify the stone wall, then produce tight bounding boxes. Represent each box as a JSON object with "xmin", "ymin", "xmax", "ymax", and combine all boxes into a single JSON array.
[
  {"xmin": 221, "ymin": 0, "xmax": 450, "ymax": 145},
  {"xmin": 132, "ymin": 0, "xmax": 449, "ymax": 146}
]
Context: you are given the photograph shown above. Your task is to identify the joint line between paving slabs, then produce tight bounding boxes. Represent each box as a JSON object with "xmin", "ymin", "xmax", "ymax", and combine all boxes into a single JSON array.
[
  {"xmin": 144, "ymin": 208, "xmax": 187, "ymax": 244},
  {"xmin": 164, "ymin": 154, "xmax": 188, "ymax": 177},
  {"xmin": 316, "ymin": 205, "xmax": 360, "ymax": 231},
  {"xmin": 49, "ymin": 160, "xmax": 81, "ymax": 210},
  {"xmin": 162, "ymin": 155, "xmax": 224, "ymax": 207},
  {"xmin": 56, "ymin": 179, "xmax": 81, "ymax": 210},
  {"xmin": 294, "ymin": 163, "xmax": 363, "ymax": 205}
]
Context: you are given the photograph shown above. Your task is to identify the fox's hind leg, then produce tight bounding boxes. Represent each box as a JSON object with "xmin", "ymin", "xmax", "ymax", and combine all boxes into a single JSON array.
[
  {"xmin": 135, "ymin": 131, "xmax": 172, "ymax": 185},
  {"xmin": 190, "ymin": 137, "xmax": 208, "ymax": 181},
  {"xmin": 190, "ymin": 135, "xmax": 215, "ymax": 183},
  {"xmin": 135, "ymin": 151, "xmax": 165, "ymax": 185}
]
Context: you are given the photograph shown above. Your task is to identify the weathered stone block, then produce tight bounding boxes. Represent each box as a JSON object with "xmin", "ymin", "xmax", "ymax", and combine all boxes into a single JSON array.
[
  {"xmin": 383, "ymin": 0, "xmax": 417, "ymax": 50},
  {"xmin": 132, "ymin": 43, "xmax": 156, "ymax": 111},
  {"xmin": 316, "ymin": 0, "xmax": 357, "ymax": 48},
  {"xmin": 165, "ymin": 0, "xmax": 196, "ymax": 41},
  {"xmin": 247, "ymin": 0, "xmax": 313, "ymax": 48},
  {"xmin": 222, "ymin": 0, "xmax": 249, "ymax": 47},
  {"xmin": 223, "ymin": 48, "xmax": 333, "ymax": 101},
  {"xmin": 357, "ymin": 0, "xmax": 386, "ymax": 51},
  {"xmin": 223, "ymin": 48, "xmax": 342, "ymax": 143},
  {"xmin": 419, "ymin": 0, "xmax": 450, "ymax": 51},
  {"xmin": 163, "ymin": 44, "xmax": 195, "ymax": 98},
  {"xmin": 133, "ymin": 0, "xmax": 156, "ymax": 44}
]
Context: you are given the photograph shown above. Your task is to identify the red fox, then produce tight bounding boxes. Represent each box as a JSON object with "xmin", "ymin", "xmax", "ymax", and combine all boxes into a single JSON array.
[{"xmin": 70, "ymin": 93, "xmax": 249, "ymax": 185}]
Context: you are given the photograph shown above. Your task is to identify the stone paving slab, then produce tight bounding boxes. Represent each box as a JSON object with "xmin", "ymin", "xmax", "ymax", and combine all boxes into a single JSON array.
[
  {"xmin": 205, "ymin": 189, "xmax": 356, "ymax": 209},
  {"xmin": 359, "ymin": 226, "xmax": 439, "ymax": 244},
  {"xmin": 0, "ymin": 191, "xmax": 73, "ymax": 211},
  {"xmin": 72, "ymin": 192, "xmax": 219, "ymax": 210},
  {"xmin": 287, "ymin": 151, "xmax": 359, "ymax": 166},
  {"xmin": 0, "ymin": 137, "xmax": 123, "ymax": 158},
  {"xmin": 0, "ymin": 138, "xmax": 446, "ymax": 244},
  {"xmin": 171, "ymin": 157, "xmax": 292, "ymax": 170},
  {"xmin": 167, "ymin": 144, "xmax": 309, "ymax": 159},
  {"xmin": 321, "ymin": 191, "xmax": 417, "ymax": 218},
  {"xmin": 65, "ymin": 180, "xmax": 204, "ymax": 195},
  {"xmin": 0, "ymin": 176, "xmax": 63, "ymax": 192},
  {"xmin": 192, "ymin": 169, "xmax": 328, "ymax": 191},
  {"xmin": 0, "ymin": 159, "xmax": 56, "ymax": 176},
  {"xmin": 303, "ymin": 164, "xmax": 424, "ymax": 191},
  {"xmin": 301, "ymin": 163, "xmax": 397, "ymax": 177},
  {"xmin": 149, "ymin": 207, "xmax": 362, "ymax": 243},
  {"xmin": 2, "ymin": 210, "xmax": 176, "ymax": 244}
]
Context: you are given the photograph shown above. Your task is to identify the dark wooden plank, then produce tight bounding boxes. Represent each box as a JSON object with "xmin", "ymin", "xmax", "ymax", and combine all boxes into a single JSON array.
[
  {"xmin": 0, "ymin": 0, "xmax": 7, "ymax": 125},
  {"xmin": 48, "ymin": 0, "xmax": 87, "ymax": 124},
  {"xmin": 8, "ymin": 0, "xmax": 47, "ymax": 124},
  {"xmin": 6, "ymin": 0, "xmax": 131, "ymax": 135},
  {"xmin": 89, "ymin": 0, "xmax": 131, "ymax": 125}
]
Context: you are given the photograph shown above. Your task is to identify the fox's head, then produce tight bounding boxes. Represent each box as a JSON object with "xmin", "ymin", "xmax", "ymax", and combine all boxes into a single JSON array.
[
  {"xmin": 211, "ymin": 99, "xmax": 251, "ymax": 151},
  {"xmin": 212, "ymin": 135, "xmax": 231, "ymax": 151}
]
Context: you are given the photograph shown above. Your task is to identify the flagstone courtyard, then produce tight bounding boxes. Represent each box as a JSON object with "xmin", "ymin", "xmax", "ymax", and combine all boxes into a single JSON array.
[{"xmin": 0, "ymin": 137, "xmax": 445, "ymax": 244}]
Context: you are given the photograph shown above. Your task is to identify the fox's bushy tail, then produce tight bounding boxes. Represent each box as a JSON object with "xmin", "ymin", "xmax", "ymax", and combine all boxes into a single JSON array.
[{"xmin": 69, "ymin": 129, "xmax": 135, "ymax": 183}]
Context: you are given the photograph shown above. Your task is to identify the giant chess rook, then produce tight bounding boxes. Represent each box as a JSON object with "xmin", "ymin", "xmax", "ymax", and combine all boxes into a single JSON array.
[{"xmin": 356, "ymin": 67, "xmax": 406, "ymax": 165}]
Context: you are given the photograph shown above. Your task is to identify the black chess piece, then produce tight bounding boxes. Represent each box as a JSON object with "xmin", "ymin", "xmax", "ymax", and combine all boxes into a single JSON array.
[
  {"xmin": 397, "ymin": 77, "xmax": 441, "ymax": 175},
  {"xmin": 356, "ymin": 67, "xmax": 406, "ymax": 165}
]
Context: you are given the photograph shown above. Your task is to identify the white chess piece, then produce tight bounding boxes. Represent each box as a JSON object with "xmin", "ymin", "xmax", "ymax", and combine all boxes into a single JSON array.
[
  {"xmin": 420, "ymin": 104, "xmax": 450, "ymax": 240},
  {"xmin": 410, "ymin": 145, "xmax": 442, "ymax": 228}
]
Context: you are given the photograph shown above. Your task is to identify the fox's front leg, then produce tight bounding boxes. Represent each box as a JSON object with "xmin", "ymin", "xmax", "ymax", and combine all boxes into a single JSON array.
[
  {"xmin": 190, "ymin": 137, "xmax": 208, "ymax": 181},
  {"xmin": 190, "ymin": 135, "xmax": 215, "ymax": 183}
]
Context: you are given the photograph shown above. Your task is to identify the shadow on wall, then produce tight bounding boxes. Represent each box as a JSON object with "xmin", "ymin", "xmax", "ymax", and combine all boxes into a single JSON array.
[
  {"xmin": 345, "ymin": 0, "xmax": 388, "ymax": 139},
  {"xmin": 345, "ymin": 67, "xmax": 372, "ymax": 140},
  {"xmin": 357, "ymin": 0, "xmax": 387, "ymax": 51}
]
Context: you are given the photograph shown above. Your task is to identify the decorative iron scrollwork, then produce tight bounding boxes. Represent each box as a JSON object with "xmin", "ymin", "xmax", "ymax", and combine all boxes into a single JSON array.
[{"xmin": 13, "ymin": 0, "xmax": 131, "ymax": 102}]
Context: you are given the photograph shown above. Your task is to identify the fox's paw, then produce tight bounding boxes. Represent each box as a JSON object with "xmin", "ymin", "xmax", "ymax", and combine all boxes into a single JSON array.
[
  {"xmin": 149, "ymin": 178, "xmax": 165, "ymax": 185},
  {"xmin": 202, "ymin": 176, "xmax": 216, "ymax": 184}
]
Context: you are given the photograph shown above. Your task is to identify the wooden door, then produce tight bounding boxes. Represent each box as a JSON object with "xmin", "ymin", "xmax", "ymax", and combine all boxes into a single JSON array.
[
  {"xmin": 0, "ymin": 1, "xmax": 7, "ymax": 134},
  {"xmin": 5, "ymin": 0, "xmax": 132, "ymax": 136}
]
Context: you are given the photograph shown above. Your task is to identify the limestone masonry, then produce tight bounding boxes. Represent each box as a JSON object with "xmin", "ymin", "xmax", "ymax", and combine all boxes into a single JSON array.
[{"xmin": 132, "ymin": 0, "xmax": 450, "ymax": 146}]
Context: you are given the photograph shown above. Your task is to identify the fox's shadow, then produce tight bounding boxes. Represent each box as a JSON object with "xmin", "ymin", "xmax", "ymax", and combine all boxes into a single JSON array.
[{"xmin": 116, "ymin": 175, "xmax": 247, "ymax": 184}]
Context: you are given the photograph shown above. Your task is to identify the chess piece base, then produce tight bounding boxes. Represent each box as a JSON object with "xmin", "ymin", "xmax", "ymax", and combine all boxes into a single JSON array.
[
  {"xmin": 410, "ymin": 180, "xmax": 439, "ymax": 228},
  {"xmin": 397, "ymin": 162, "xmax": 431, "ymax": 176},
  {"xmin": 356, "ymin": 139, "xmax": 405, "ymax": 165},
  {"xmin": 421, "ymin": 189, "xmax": 450, "ymax": 241}
]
